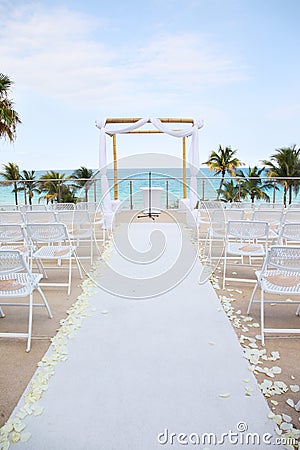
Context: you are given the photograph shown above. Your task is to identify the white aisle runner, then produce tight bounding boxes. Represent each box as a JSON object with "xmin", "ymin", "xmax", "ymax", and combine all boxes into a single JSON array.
[{"xmin": 12, "ymin": 223, "xmax": 282, "ymax": 449}]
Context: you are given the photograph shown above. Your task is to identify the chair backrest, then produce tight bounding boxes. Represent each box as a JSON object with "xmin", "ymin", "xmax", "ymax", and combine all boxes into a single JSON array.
[
  {"xmin": 227, "ymin": 202, "xmax": 254, "ymax": 210},
  {"xmin": 209, "ymin": 209, "xmax": 245, "ymax": 224},
  {"xmin": 278, "ymin": 223, "xmax": 300, "ymax": 243},
  {"xmin": 25, "ymin": 211, "xmax": 58, "ymax": 224},
  {"xmin": 266, "ymin": 246, "xmax": 300, "ymax": 271},
  {"xmin": 258, "ymin": 203, "xmax": 284, "ymax": 210},
  {"xmin": 0, "ymin": 249, "xmax": 27, "ymax": 274},
  {"xmin": 227, "ymin": 220, "xmax": 269, "ymax": 240},
  {"xmin": 0, "ymin": 224, "xmax": 26, "ymax": 244},
  {"xmin": 26, "ymin": 223, "xmax": 69, "ymax": 244},
  {"xmin": 224, "ymin": 209, "xmax": 245, "ymax": 221},
  {"xmin": 288, "ymin": 202, "xmax": 300, "ymax": 209},
  {"xmin": 51, "ymin": 203, "xmax": 76, "ymax": 211},
  {"xmin": 20, "ymin": 205, "xmax": 48, "ymax": 213},
  {"xmin": 283, "ymin": 209, "xmax": 300, "ymax": 224},
  {"xmin": 200, "ymin": 201, "xmax": 224, "ymax": 211},
  {"xmin": 252, "ymin": 209, "xmax": 283, "ymax": 225},
  {"xmin": 0, "ymin": 211, "xmax": 24, "ymax": 224},
  {"xmin": 0, "ymin": 204, "xmax": 19, "ymax": 211},
  {"xmin": 56, "ymin": 210, "xmax": 75, "ymax": 226},
  {"xmin": 76, "ymin": 202, "xmax": 98, "ymax": 212}
]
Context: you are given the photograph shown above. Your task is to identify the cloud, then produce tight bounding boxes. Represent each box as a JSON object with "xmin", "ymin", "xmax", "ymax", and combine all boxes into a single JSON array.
[{"xmin": 0, "ymin": 3, "xmax": 249, "ymax": 110}]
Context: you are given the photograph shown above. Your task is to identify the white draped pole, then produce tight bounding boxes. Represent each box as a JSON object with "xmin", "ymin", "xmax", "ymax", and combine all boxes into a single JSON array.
[
  {"xmin": 95, "ymin": 118, "xmax": 113, "ymax": 228},
  {"xmin": 151, "ymin": 118, "xmax": 204, "ymax": 208}
]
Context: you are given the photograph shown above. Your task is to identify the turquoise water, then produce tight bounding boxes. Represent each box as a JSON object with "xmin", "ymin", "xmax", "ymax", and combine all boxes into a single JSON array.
[{"xmin": 0, "ymin": 167, "xmax": 296, "ymax": 207}]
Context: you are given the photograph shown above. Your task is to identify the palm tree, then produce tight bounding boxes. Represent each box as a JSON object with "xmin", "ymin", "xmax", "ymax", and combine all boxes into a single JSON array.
[
  {"xmin": 236, "ymin": 166, "xmax": 271, "ymax": 204},
  {"xmin": 71, "ymin": 166, "xmax": 94, "ymax": 201},
  {"xmin": 218, "ymin": 179, "xmax": 240, "ymax": 203},
  {"xmin": 0, "ymin": 162, "xmax": 21, "ymax": 205},
  {"xmin": 39, "ymin": 170, "xmax": 76, "ymax": 204},
  {"xmin": 203, "ymin": 145, "xmax": 244, "ymax": 200},
  {"xmin": 262, "ymin": 146, "xmax": 300, "ymax": 206},
  {"xmin": 21, "ymin": 170, "xmax": 40, "ymax": 205},
  {"xmin": 0, "ymin": 74, "xmax": 21, "ymax": 142}
]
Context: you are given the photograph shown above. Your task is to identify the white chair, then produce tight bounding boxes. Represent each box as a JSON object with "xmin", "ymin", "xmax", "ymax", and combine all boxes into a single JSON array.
[
  {"xmin": 0, "ymin": 224, "xmax": 30, "ymax": 258},
  {"xmin": 0, "ymin": 249, "xmax": 52, "ymax": 352},
  {"xmin": 24, "ymin": 211, "xmax": 58, "ymax": 224},
  {"xmin": 0, "ymin": 204, "xmax": 19, "ymax": 211},
  {"xmin": 20, "ymin": 205, "xmax": 48, "ymax": 213},
  {"xmin": 258, "ymin": 202, "xmax": 284, "ymax": 210},
  {"xmin": 57, "ymin": 210, "xmax": 95, "ymax": 264},
  {"xmin": 288, "ymin": 202, "xmax": 300, "ymax": 209},
  {"xmin": 76, "ymin": 201, "xmax": 106, "ymax": 244},
  {"xmin": 222, "ymin": 220, "xmax": 269, "ymax": 289},
  {"xmin": 282, "ymin": 209, "xmax": 300, "ymax": 224},
  {"xmin": 0, "ymin": 211, "xmax": 24, "ymax": 224},
  {"xmin": 26, "ymin": 223, "xmax": 83, "ymax": 295},
  {"xmin": 51, "ymin": 203, "xmax": 76, "ymax": 211},
  {"xmin": 205, "ymin": 209, "xmax": 245, "ymax": 257},
  {"xmin": 227, "ymin": 201, "xmax": 254, "ymax": 211},
  {"xmin": 247, "ymin": 246, "xmax": 300, "ymax": 345},
  {"xmin": 252, "ymin": 209, "xmax": 283, "ymax": 241},
  {"xmin": 192, "ymin": 200, "xmax": 224, "ymax": 228},
  {"xmin": 278, "ymin": 222, "xmax": 300, "ymax": 244}
]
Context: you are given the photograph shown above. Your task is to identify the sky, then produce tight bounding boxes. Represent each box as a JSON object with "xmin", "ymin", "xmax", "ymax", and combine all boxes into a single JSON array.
[{"xmin": 0, "ymin": 0, "xmax": 299, "ymax": 171}]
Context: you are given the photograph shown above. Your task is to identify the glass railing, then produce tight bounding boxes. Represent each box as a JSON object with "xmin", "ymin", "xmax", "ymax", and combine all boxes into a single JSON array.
[{"xmin": 0, "ymin": 175, "xmax": 299, "ymax": 208}]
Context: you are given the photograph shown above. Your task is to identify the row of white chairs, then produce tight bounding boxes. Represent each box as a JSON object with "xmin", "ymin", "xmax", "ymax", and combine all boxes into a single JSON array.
[
  {"xmin": 207, "ymin": 201, "xmax": 300, "ymax": 210},
  {"xmin": 0, "ymin": 222, "xmax": 83, "ymax": 295},
  {"xmin": 0, "ymin": 222, "xmax": 85, "ymax": 351},
  {"xmin": 0, "ymin": 201, "xmax": 101, "ymax": 212},
  {"xmin": 212, "ymin": 220, "xmax": 300, "ymax": 344},
  {"xmin": 0, "ymin": 209, "xmax": 106, "ymax": 262}
]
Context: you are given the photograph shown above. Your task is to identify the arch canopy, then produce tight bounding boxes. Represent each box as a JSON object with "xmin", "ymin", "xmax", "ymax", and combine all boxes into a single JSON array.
[{"xmin": 95, "ymin": 117, "xmax": 204, "ymax": 213}]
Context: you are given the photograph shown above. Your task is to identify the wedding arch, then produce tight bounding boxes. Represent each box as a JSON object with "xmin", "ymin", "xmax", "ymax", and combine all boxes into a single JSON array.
[{"xmin": 95, "ymin": 117, "xmax": 204, "ymax": 212}]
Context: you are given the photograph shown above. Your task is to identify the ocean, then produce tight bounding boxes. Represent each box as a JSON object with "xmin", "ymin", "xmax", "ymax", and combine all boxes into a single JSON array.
[{"xmin": 0, "ymin": 167, "xmax": 295, "ymax": 207}]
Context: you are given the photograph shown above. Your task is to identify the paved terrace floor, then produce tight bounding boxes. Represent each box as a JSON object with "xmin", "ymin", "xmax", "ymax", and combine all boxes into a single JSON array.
[{"xmin": 8, "ymin": 220, "xmax": 284, "ymax": 449}]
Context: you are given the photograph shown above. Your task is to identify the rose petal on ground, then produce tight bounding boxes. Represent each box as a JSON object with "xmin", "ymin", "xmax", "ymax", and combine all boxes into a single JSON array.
[{"xmin": 286, "ymin": 399, "xmax": 295, "ymax": 408}]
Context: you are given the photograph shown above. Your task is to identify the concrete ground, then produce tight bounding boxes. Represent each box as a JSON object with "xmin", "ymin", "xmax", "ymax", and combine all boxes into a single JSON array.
[{"xmin": 0, "ymin": 210, "xmax": 299, "ymax": 441}]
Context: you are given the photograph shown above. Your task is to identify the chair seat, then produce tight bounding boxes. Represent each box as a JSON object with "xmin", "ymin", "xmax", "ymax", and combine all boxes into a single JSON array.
[
  {"xmin": 33, "ymin": 245, "xmax": 76, "ymax": 259},
  {"xmin": 226, "ymin": 242, "xmax": 266, "ymax": 256},
  {"xmin": 255, "ymin": 269, "xmax": 300, "ymax": 295},
  {"xmin": 0, "ymin": 273, "xmax": 43, "ymax": 297}
]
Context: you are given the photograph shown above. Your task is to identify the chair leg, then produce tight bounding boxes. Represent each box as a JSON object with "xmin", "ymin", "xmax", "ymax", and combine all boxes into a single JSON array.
[
  {"xmin": 247, "ymin": 281, "xmax": 259, "ymax": 314},
  {"xmin": 26, "ymin": 293, "xmax": 33, "ymax": 353},
  {"xmin": 260, "ymin": 289, "xmax": 265, "ymax": 346},
  {"xmin": 222, "ymin": 248, "xmax": 227, "ymax": 289},
  {"xmin": 296, "ymin": 304, "xmax": 300, "ymax": 316},
  {"xmin": 73, "ymin": 251, "xmax": 83, "ymax": 279},
  {"xmin": 37, "ymin": 287, "xmax": 53, "ymax": 318},
  {"xmin": 67, "ymin": 257, "xmax": 72, "ymax": 296},
  {"xmin": 0, "ymin": 306, "xmax": 5, "ymax": 318}
]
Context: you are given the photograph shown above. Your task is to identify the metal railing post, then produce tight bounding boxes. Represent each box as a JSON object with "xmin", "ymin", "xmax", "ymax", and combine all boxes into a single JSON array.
[
  {"xmin": 93, "ymin": 180, "xmax": 97, "ymax": 203},
  {"xmin": 166, "ymin": 180, "xmax": 169, "ymax": 209},
  {"xmin": 273, "ymin": 180, "xmax": 276, "ymax": 204},
  {"xmin": 129, "ymin": 180, "xmax": 133, "ymax": 209}
]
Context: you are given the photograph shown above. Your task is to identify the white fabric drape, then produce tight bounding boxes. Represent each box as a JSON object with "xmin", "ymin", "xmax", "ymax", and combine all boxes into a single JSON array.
[
  {"xmin": 150, "ymin": 118, "xmax": 204, "ymax": 208},
  {"xmin": 95, "ymin": 117, "xmax": 204, "ymax": 213},
  {"xmin": 95, "ymin": 119, "xmax": 112, "ymax": 217}
]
